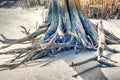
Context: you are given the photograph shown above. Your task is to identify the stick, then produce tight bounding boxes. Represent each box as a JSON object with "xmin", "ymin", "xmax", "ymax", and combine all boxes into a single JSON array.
[
  {"xmin": 0, "ymin": 63, "xmax": 19, "ymax": 68},
  {"xmin": 70, "ymin": 56, "xmax": 118, "ymax": 67},
  {"xmin": 20, "ymin": 25, "xmax": 30, "ymax": 35},
  {"xmin": 70, "ymin": 56, "xmax": 97, "ymax": 67}
]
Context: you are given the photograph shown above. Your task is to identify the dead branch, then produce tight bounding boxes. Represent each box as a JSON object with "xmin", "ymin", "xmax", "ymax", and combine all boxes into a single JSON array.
[
  {"xmin": 101, "ymin": 56, "xmax": 118, "ymax": 63},
  {"xmin": 0, "ymin": 34, "xmax": 16, "ymax": 44},
  {"xmin": 0, "ymin": 63, "xmax": 19, "ymax": 68},
  {"xmin": 0, "ymin": 0, "xmax": 120, "ymax": 70},
  {"xmin": 38, "ymin": 22, "xmax": 50, "ymax": 29},
  {"xmin": 70, "ymin": 56, "xmax": 118, "ymax": 68},
  {"xmin": 0, "ymin": 27, "xmax": 47, "ymax": 49},
  {"xmin": 70, "ymin": 56, "xmax": 97, "ymax": 67},
  {"xmin": 20, "ymin": 25, "xmax": 30, "ymax": 35}
]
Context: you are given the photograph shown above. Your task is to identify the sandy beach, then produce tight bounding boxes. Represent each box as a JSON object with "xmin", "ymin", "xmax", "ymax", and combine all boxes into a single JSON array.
[{"xmin": 0, "ymin": 1, "xmax": 120, "ymax": 80}]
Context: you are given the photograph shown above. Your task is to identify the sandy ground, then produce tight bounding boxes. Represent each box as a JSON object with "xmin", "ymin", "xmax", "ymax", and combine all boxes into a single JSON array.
[
  {"xmin": 90, "ymin": 19, "xmax": 120, "ymax": 38},
  {"xmin": 0, "ymin": 2, "xmax": 120, "ymax": 80}
]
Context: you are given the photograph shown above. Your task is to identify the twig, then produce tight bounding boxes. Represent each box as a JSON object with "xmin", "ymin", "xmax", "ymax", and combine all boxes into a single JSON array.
[{"xmin": 20, "ymin": 25, "xmax": 30, "ymax": 35}]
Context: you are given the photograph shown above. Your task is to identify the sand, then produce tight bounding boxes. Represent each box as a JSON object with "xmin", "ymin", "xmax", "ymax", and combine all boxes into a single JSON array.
[{"xmin": 0, "ymin": 2, "xmax": 120, "ymax": 80}]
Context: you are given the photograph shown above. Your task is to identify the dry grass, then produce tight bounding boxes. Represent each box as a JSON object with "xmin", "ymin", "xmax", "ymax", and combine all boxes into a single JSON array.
[
  {"xmin": 20, "ymin": 0, "xmax": 120, "ymax": 19},
  {"xmin": 44, "ymin": 0, "xmax": 120, "ymax": 19},
  {"xmin": 80, "ymin": 0, "xmax": 120, "ymax": 19},
  {"xmin": 20, "ymin": 0, "xmax": 50, "ymax": 9}
]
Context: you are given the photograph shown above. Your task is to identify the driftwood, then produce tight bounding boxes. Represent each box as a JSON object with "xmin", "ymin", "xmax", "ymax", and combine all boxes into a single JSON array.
[
  {"xmin": 0, "ymin": 0, "xmax": 120, "ymax": 69},
  {"xmin": 70, "ymin": 55, "xmax": 118, "ymax": 78},
  {"xmin": 70, "ymin": 21, "xmax": 118, "ymax": 78},
  {"xmin": 0, "ymin": 63, "xmax": 19, "ymax": 68},
  {"xmin": 70, "ymin": 56, "xmax": 118, "ymax": 68}
]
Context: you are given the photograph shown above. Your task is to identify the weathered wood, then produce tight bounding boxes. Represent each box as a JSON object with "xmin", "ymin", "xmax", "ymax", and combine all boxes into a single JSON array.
[
  {"xmin": 0, "ymin": 0, "xmax": 120, "ymax": 68},
  {"xmin": 70, "ymin": 56, "xmax": 97, "ymax": 67},
  {"xmin": 75, "ymin": 0, "xmax": 98, "ymax": 45},
  {"xmin": 0, "ymin": 27, "xmax": 47, "ymax": 49},
  {"xmin": 0, "ymin": 63, "xmax": 19, "ymax": 68},
  {"xmin": 97, "ymin": 21, "xmax": 120, "ymax": 55},
  {"xmin": 97, "ymin": 21, "xmax": 105, "ymax": 60},
  {"xmin": 70, "ymin": 56, "xmax": 118, "ymax": 68}
]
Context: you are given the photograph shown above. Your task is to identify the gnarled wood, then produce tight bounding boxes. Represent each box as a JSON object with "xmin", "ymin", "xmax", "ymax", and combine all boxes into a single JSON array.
[{"xmin": 0, "ymin": 0, "xmax": 120, "ymax": 69}]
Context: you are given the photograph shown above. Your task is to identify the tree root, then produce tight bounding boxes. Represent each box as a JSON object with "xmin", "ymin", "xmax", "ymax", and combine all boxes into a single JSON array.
[
  {"xmin": 0, "ymin": 27, "xmax": 47, "ymax": 49},
  {"xmin": 0, "ymin": 0, "xmax": 120, "ymax": 70},
  {"xmin": 0, "ymin": 63, "xmax": 19, "ymax": 68}
]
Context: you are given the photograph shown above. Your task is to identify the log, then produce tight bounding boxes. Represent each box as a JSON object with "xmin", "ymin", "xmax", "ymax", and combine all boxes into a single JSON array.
[
  {"xmin": 70, "ymin": 56, "xmax": 118, "ymax": 68},
  {"xmin": 0, "ymin": 63, "xmax": 19, "ymax": 68}
]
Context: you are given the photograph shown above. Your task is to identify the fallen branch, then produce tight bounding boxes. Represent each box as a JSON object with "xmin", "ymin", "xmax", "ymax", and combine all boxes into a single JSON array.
[
  {"xmin": 0, "ymin": 27, "xmax": 47, "ymax": 49},
  {"xmin": 0, "ymin": 63, "xmax": 19, "ymax": 68},
  {"xmin": 70, "ymin": 56, "xmax": 118, "ymax": 68}
]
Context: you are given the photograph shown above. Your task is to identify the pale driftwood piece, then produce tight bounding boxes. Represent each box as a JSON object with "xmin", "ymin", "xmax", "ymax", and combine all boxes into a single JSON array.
[
  {"xmin": 9, "ymin": 47, "xmax": 39, "ymax": 69},
  {"xmin": 0, "ymin": 48, "xmax": 26, "ymax": 55},
  {"xmin": 0, "ymin": 63, "xmax": 19, "ymax": 68},
  {"xmin": 8, "ymin": 42, "xmax": 78, "ymax": 69},
  {"xmin": 0, "ymin": 46, "xmax": 34, "ymax": 55},
  {"xmin": 70, "ymin": 56, "xmax": 97, "ymax": 67},
  {"xmin": 97, "ymin": 20, "xmax": 120, "ymax": 58},
  {"xmin": 0, "ymin": 34, "xmax": 36, "ymax": 44},
  {"xmin": 0, "ymin": 0, "xmax": 120, "ymax": 69},
  {"xmin": 70, "ymin": 56, "xmax": 118, "ymax": 67},
  {"xmin": 0, "ymin": 27, "xmax": 47, "ymax": 49},
  {"xmin": 10, "ymin": 53, "xmax": 25, "ymax": 63},
  {"xmin": 72, "ymin": 64, "xmax": 99, "ymax": 78},
  {"xmin": 0, "ymin": 27, "xmax": 47, "ymax": 45}
]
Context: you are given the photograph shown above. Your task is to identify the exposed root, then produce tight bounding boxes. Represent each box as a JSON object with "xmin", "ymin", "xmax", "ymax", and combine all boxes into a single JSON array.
[
  {"xmin": 105, "ymin": 46, "xmax": 120, "ymax": 53},
  {"xmin": 70, "ymin": 56, "xmax": 118, "ymax": 68},
  {"xmin": 0, "ymin": 0, "xmax": 120, "ymax": 69},
  {"xmin": 0, "ymin": 34, "xmax": 16, "ymax": 44},
  {"xmin": 0, "ymin": 63, "xmax": 19, "ymax": 68},
  {"xmin": 0, "ymin": 27, "xmax": 47, "ymax": 49}
]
